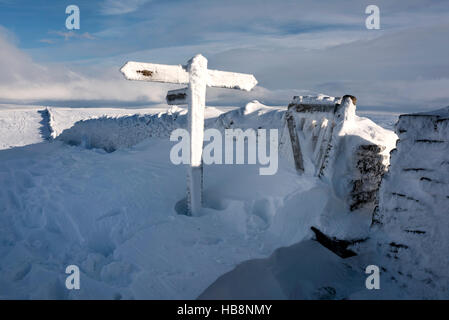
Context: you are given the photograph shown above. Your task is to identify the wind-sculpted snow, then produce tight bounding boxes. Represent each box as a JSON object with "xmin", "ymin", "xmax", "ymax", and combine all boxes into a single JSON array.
[
  {"xmin": 374, "ymin": 106, "xmax": 449, "ymax": 298},
  {"xmin": 57, "ymin": 108, "xmax": 188, "ymax": 152},
  {"xmin": 0, "ymin": 137, "xmax": 315, "ymax": 299},
  {"xmin": 0, "ymin": 105, "xmax": 48, "ymax": 150},
  {"xmin": 213, "ymin": 101, "xmax": 286, "ymax": 132},
  {"xmin": 55, "ymin": 102, "xmax": 286, "ymax": 153},
  {"xmin": 199, "ymin": 240, "xmax": 363, "ymax": 299},
  {"xmin": 0, "ymin": 102, "xmax": 409, "ymax": 299}
]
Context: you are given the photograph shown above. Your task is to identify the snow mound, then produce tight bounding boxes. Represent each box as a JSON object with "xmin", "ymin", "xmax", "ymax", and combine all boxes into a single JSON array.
[
  {"xmin": 213, "ymin": 101, "xmax": 285, "ymax": 131},
  {"xmin": 57, "ymin": 110, "xmax": 187, "ymax": 152},
  {"xmin": 46, "ymin": 106, "xmax": 169, "ymax": 139},
  {"xmin": 199, "ymin": 240, "xmax": 362, "ymax": 300},
  {"xmin": 55, "ymin": 102, "xmax": 284, "ymax": 152},
  {"xmin": 242, "ymin": 100, "xmax": 267, "ymax": 115}
]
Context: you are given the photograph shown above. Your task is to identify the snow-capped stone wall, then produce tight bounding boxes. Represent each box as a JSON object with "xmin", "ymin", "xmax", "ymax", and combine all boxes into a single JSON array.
[{"xmin": 375, "ymin": 106, "xmax": 449, "ymax": 297}]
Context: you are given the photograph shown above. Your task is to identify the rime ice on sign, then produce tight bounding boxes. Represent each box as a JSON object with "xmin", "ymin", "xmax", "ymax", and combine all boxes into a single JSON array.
[{"xmin": 120, "ymin": 54, "xmax": 257, "ymax": 216}]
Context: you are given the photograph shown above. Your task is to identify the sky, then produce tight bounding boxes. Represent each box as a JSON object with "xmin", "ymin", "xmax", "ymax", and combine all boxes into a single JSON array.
[{"xmin": 0, "ymin": 0, "xmax": 448, "ymax": 112}]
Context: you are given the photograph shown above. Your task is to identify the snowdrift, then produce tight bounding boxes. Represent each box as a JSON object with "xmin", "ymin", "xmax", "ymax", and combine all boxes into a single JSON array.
[
  {"xmin": 57, "ymin": 108, "xmax": 188, "ymax": 153},
  {"xmin": 55, "ymin": 103, "xmax": 285, "ymax": 153},
  {"xmin": 0, "ymin": 99, "xmax": 410, "ymax": 299},
  {"xmin": 54, "ymin": 98, "xmax": 397, "ymax": 242},
  {"xmin": 199, "ymin": 240, "xmax": 362, "ymax": 300}
]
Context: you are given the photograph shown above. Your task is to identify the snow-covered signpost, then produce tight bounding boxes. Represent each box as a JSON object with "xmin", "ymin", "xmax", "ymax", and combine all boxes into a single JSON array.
[{"xmin": 120, "ymin": 54, "xmax": 257, "ymax": 215}]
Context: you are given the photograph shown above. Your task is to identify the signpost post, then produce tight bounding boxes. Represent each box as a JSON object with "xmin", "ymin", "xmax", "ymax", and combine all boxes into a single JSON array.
[{"xmin": 121, "ymin": 54, "xmax": 257, "ymax": 215}]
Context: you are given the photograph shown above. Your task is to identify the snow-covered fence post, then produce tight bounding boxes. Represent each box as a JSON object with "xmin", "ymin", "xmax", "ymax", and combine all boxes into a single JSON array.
[{"xmin": 120, "ymin": 54, "xmax": 257, "ymax": 215}]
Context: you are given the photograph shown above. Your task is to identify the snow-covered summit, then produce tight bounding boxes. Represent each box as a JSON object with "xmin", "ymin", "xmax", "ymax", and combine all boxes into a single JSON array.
[{"xmin": 0, "ymin": 100, "xmax": 420, "ymax": 300}]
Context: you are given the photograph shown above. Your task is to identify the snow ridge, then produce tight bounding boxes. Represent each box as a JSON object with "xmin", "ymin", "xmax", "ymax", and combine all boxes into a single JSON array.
[{"xmin": 57, "ymin": 108, "xmax": 188, "ymax": 152}]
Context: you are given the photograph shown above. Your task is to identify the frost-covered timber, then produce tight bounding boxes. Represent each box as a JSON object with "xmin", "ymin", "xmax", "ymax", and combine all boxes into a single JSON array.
[
  {"xmin": 120, "ymin": 54, "xmax": 257, "ymax": 215},
  {"xmin": 186, "ymin": 55, "xmax": 208, "ymax": 215},
  {"xmin": 121, "ymin": 61, "xmax": 257, "ymax": 91},
  {"xmin": 284, "ymin": 94, "xmax": 397, "ymax": 219},
  {"xmin": 166, "ymin": 87, "xmax": 188, "ymax": 105},
  {"xmin": 375, "ymin": 106, "xmax": 449, "ymax": 298},
  {"xmin": 285, "ymin": 94, "xmax": 343, "ymax": 174}
]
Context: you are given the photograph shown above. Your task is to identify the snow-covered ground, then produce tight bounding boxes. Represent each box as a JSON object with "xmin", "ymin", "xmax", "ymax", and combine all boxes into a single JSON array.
[
  {"xmin": 357, "ymin": 111, "xmax": 400, "ymax": 131},
  {"xmin": 0, "ymin": 105, "xmax": 50, "ymax": 150},
  {"xmin": 0, "ymin": 102, "xmax": 407, "ymax": 299}
]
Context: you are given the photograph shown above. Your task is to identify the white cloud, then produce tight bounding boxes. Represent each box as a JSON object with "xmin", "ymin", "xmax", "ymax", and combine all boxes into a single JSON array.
[
  {"xmin": 39, "ymin": 39, "xmax": 55, "ymax": 44},
  {"xmin": 49, "ymin": 31, "xmax": 96, "ymax": 41},
  {"xmin": 0, "ymin": 30, "xmax": 166, "ymax": 105},
  {"xmin": 2, "ymin": 0, "xmax": 449, "ymax": 114},
  {"xmin": 100, "ymin": 0, "xmax": 150, "ymax": 15}
]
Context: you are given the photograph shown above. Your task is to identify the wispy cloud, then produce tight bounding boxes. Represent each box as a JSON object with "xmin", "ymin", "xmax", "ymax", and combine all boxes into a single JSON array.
[
  {"xmin": 100, "ymin": 0, "xmax": 150, "ymax": 15},
  {"xmin": 50, "ymin": 31, "xmax": 96, "ymax": 41},
  {"xmin": 39, "ymin": 39, "xmax": 55, "ymax": 44}
]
